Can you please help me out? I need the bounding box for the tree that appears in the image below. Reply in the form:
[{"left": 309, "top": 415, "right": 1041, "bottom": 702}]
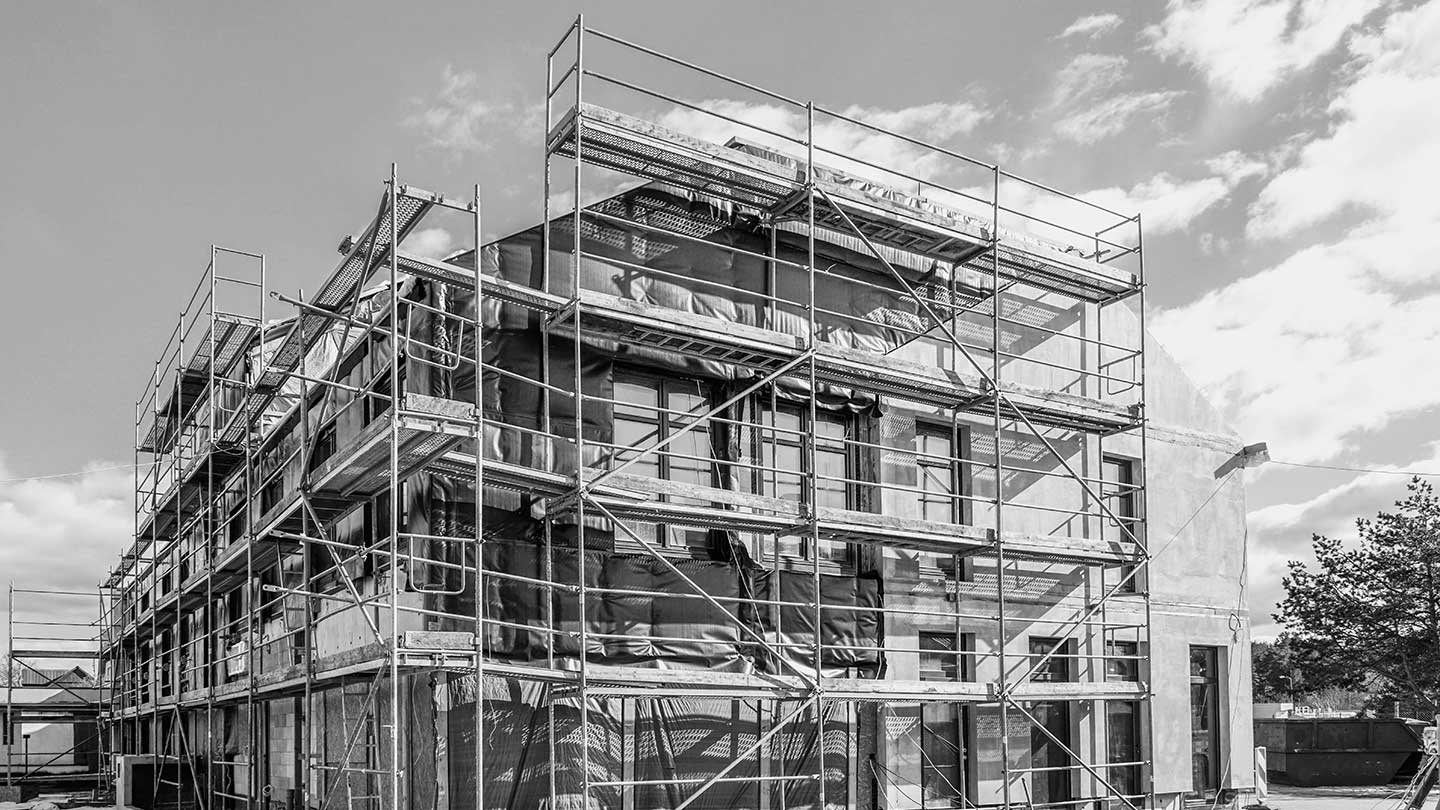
[
  {"left": 1278, "top": 477, "right": 1440, "bottom": 715},
  {"left": 1253, "top": 636, "right": 1372, "bottom": 704},
  {"left": 1253, "top": 639, "right": 1300, "bottom": 702}
]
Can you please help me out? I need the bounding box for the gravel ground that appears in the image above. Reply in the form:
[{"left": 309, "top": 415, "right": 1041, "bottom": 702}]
[{"left": 1260, "top": 784, "right": 1422, "bottom": 810}]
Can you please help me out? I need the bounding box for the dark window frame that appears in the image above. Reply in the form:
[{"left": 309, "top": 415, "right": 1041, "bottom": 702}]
[
  {"left": 1189, "top": 645, "right": 1224, "bottom": 795},
  {"left": 1105, "top": 639, "right": 1141, "bottom": 682},
  {"left": 1028, "top": 636, "right": 1077, "bottom": 683},
  {"left": 611, "top": 366, "right": 718, "bottom": 552},
  {"left": 919, "top": 631, "right": 975, "bottom": 808},
  {"left": 1102, "top": 454, "right": 1143, "bottom": 593},
  {"left": 915, "top": 419, "right": 975, "bottom": 584},
  {"left": 752, "top": 395, "right": 872, "bottom": 568},
  {"left": 1107, "top": 699, "right": 1144, "bottom": 801}
]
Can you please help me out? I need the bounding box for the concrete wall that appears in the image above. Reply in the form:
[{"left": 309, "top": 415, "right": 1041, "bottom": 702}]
[{"left": 870, "top": 298, "right": 1254, "bottom": 806}]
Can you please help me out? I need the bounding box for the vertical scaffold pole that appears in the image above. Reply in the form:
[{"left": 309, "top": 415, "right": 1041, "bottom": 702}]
[
  {"left": 472, "top": 184, "right": 486, "bottom": 810},
  {"left": 571, "top": 15, "right": 591, "bottom": 810},
  {"left": 991, "top": 165, "right": 1012, "bottom": 810},
  {"left": 387, "top": 162, "right": 404, "bottom": 810},
  {"left": 805, "top": 100, "right": 826, "bottom": 810},
  {"left": 297, "top": 285, "right": 314, "bottom": 810},
  {"left": 5, "top": 582, "right": 13, "bottom": 791},
  {"left": 244, "top": 346, "right": 257, "bottom": 810},
  {"left": 207, "top": 244, "right": 218, "bottom": 810},
  {"left": 541, "top": 24, "right": 559, "bottom": 810},
  {"left": 1136, "top": 212, "right": 1155, "bottom": 810}
]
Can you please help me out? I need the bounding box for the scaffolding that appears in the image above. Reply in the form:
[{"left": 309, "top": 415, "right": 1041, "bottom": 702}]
[
  {"left": 4, "top": 585, "right": 107, "bottom": 800},
  {"left": 99, "top": 16, "right": 1155, "bottom": 810}
]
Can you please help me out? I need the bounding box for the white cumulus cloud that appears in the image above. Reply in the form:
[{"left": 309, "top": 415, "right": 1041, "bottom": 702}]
[
  {"left": 1149, "top": 0, "right": 1389, "bottom": 101},
  {"left": 400, "top": 227, "right": 455, "bottom": 260},
  {"left": 1249, "top": 1, "right": 1440, "bottom": 238},
  {"left": 1154, "top": 1, "right": 1440, "bottom": 466},
  {"left": 1056, "top": 89, "right": 1188, "bottom": 144},
  {"left": 1057, "top": 13, "right": 1125, "bottom": 40},
  {"left": 0, "top": 456, "right": 133, "bottom": 651},
  {"left": 403, "top": 66, "right": 543, "bottom": 155}
]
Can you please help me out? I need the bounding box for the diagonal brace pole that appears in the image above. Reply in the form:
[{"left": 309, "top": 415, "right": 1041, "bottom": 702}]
[
  {"left": 674, "top": 694, "right": 821, "bottom": 810},
  {"left": 300, "top": 496, "right": 385, "bottom": 647},
  {"left": 1023, "top": 473, "right": 1233, "bottom": 688},
  {"left": 812, "top": 184, "right": 1136, "bottom": 536},
  {"left": 318, "top": 671, "right": 384, "bottom": 810},
  {"left": 586, "top": 497, "right": 819, "bottom": 690},
  {"left": 1005, "top": 695, "right": 1142, "bottom": 810}
]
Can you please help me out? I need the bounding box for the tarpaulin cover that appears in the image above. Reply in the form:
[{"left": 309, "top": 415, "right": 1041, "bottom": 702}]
[
  {"left": 443, "top": 184, "right": 976, "bottom": 409},
  {"left": 431, "top": 674, "right": 852, "bottom": 810},
  {"left": 417, "top": 539, "right": 882, "bottom": 676}
]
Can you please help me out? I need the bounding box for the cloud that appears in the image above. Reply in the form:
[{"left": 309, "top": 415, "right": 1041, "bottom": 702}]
[
  {"left": 1153, "top": 1, "right": 1440, "bottom": 465},
  {"left": 403, "top": 66, "right": 543, "bottom": 155},
  {"left": 1148, "top": 0, "right": 1389, "bottom": 101},
  {"left": 1206, "top": 149, "right": 1271, "bottom": 184},
  {"left": 1057, "top": 13, "right": 1124, "bottom": 40},
  {"left": 1044, "top": 54, "right": 1186, "bottom": 144},
  {"left": 1055, "top": 89, "right": 1187, "bottom": 143},
  {"left": 1060, "top": 150, "right": 1264, "bottom": 235},
  {"left": 1089, "top": 171, "right": 1229, "bottom": 231},
  {"left": 1248, "top": 1, "right": 1440, "bottom": 238},
  {"left": 1152, "top": 222, "right": 1440, "bottom": 463},
  {"left": 400, "top": 227, "right": 455, "bottom": 259},
  {"left": 403, "top": 66, "right": 500, "bottom": 153},
  {"left": 1052, "top": 54, "right": 1131, "bottom": 104},
  {"left": 0, "top": 456, "right": 133, "bottom": 654},
  {"left": 1244, "top": 443, "right": 1440, "bottom": 637}
]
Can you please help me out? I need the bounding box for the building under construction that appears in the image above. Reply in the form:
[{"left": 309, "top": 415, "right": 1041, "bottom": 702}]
[{"left": 97, "top": 18, "right": 1255, "bottom": 810}]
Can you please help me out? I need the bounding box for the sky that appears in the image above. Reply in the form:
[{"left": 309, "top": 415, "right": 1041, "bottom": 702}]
[{"left": 2, "top": 0, "right": 1438, "bottom": 640}]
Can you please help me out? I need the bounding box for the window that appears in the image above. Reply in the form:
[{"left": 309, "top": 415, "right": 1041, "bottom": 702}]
[
  {"left": 915, "top": 421, "right": 973, "bottom": 585},
  {"left": 920, "top": 632, "right": 973, "bottom": 807},
  {"left": 915, "top": 422, "right": 969, "bottom": 525},
  {"left": 1028, "top": 638, "right": 1075, "bottom": 806},
  {"left": 919, "top": 631, "right": 973, "bottom": 682},
  {"left": 1105, "top": 637, "right": 1144, "bottom": 803},
  {"left": 1107, "top": 700, "right": 1143, "bottom": 802},
  {"left": 612, "top": 370, "right": 714, "bottom": 550},
  {"left": 1106, "top": 640, "right": 1140, "bottom": 682},
  {"left": 1028, "top": 636, "right": 1074, "bottom": 683},
  {"left": 762, "top": 408, "right": 847, "bottom": 511},
  {"left": 2, "top": 716, "right": 12, "bottom": 747},
  {"left": 757, "top": 403, "right": 860, "bottom": 564},
  {"left": 1102, "top": 456, "right": 1142, "bottom": 593},
  {"left": 1189, "top": 646, "right": 1223, "bottom": 794}
]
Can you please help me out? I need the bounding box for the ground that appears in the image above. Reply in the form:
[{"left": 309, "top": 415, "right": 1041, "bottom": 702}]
[{"left": 1259, "top": 784, "right": 1425, "bottom": 810}]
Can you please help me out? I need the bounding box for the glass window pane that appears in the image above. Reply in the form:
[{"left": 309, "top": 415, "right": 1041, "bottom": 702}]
[
  {"left": 921, "top": 702, "right": 964, "bottom": 807},
  {"left": 1029, "top": 637, "right": 1072, "bottom": 683},
  {"left": 1106, "top": 701, "right": 1141, "bottom": 798},
  {"left": 1106, "top": 640, "right": 1140, "bottom": 682},
  {"left": 919, "top": 633, "right": 958, "bottom": 682},
  {"left": 814, "top": 415, "right": 847, "bottom": 510},
  {"left": 613, "top": 378, "right": 661, "bottom": 477}
]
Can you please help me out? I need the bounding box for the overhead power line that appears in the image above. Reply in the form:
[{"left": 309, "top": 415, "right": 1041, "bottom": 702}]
[
  {"left": 0, "top": 460, "right": 159, "bottom": 485},
  {"left": 1269, "top": 459, "right": 1440, "bottom": 478}
]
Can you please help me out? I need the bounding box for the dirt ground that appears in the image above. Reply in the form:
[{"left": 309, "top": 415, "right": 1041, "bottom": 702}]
[{"left": 1259, "top": 784, "right": 1423, "bottom": 810}]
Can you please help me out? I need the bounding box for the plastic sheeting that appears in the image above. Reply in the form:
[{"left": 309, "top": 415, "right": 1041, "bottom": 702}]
[
  {"left": 429, "top": 673, "right": 852, "bottom": 810},
  {"left": 415, "top": 538, "right": 883, "bottom": 676},
  {"left": 457, "top": 184, "right": 970, "bottom": 409}
]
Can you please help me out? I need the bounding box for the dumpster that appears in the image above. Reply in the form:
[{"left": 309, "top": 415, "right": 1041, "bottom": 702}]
[{"left": 1253, "top": 717, "right": 1426, "bottom": 786}]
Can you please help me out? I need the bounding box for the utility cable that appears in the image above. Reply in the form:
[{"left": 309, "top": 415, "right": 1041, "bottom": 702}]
[
  {"left": 0, "top": 459, "right": 160, "bottom": 484},
  {"left": 1268, "top": 460, "right": 1440, "bottom": 478}
]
